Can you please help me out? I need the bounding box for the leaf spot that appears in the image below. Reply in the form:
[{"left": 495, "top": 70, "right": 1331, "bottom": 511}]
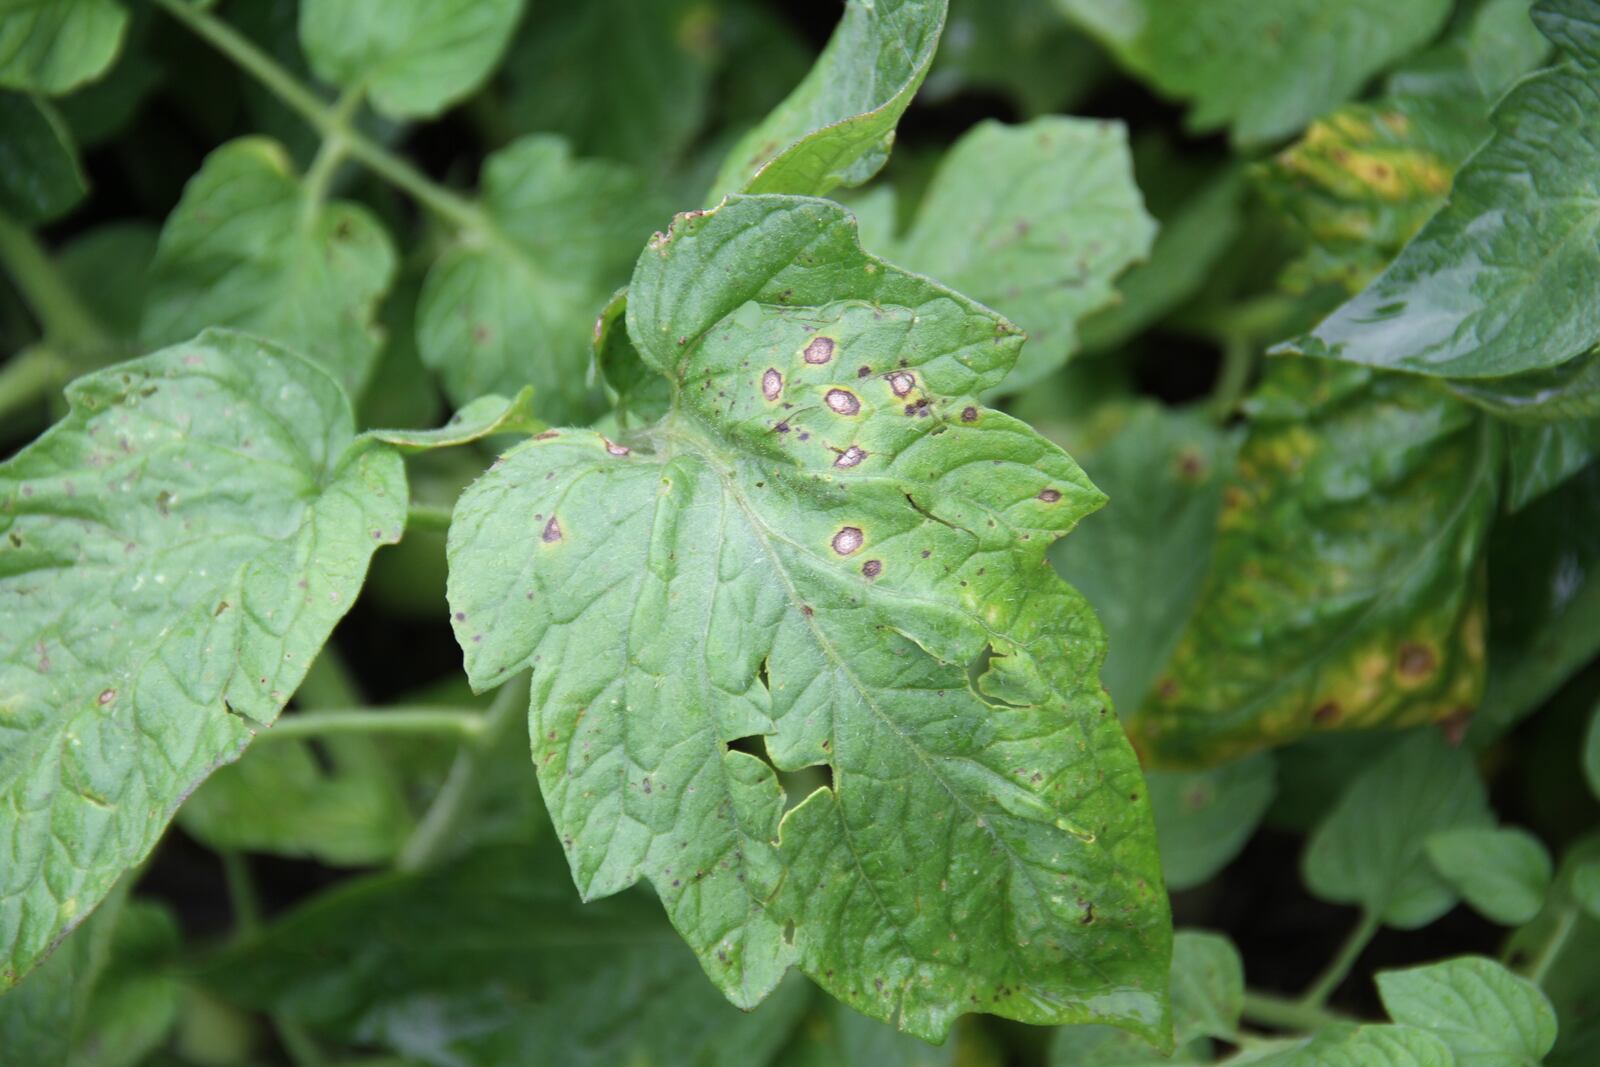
[
  {"left": 834, "top": 445, "right": 867, "bottom": 469},
  {"left": 1397, "top": 642, "right": 1436, "bottom": 680},
  {"left": 542, "top": 517, "right": 563, "bottom": 543},
  {"left": 1038, "top": 488, "right": 1062, "bottom": 503},
  {"left": 804, "top": 337, "right": 836, "bottom": 364},
  {"left": 825, "top": 389, "right": 861, "bottom": 415},
  {"left": 886, "top": 371, "right": 915, "bottom": 397},
  {"left": 831, "top": 526, "right": 864, "bottom": 555},
  {"left": 862, "top": 559, "right": 882, "bottom": 578},
  {"left": 762, "top": 367, "right": 783, "bottom": 401}
]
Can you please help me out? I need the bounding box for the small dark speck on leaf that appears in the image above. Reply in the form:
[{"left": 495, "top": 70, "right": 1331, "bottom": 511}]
[
  {"left": 542, "top": 517, "right": 563, "bottom": 543},
  {"left": 1038, "top": 488, "right": 1062, "bottom": 503},
  {"left": 961, "top": 406, "right": 979, "bottom": 422},
  {"left": 857, "top": 365, "right": 871, "bottom": 378},
  {"left": 1398, "top": 642, "right": 1436, "bottom": 679},
  {"left": 862, "top": 559, "right": 882, "bottom": 578},
  {"left": 98, "top": 688, "right": 116, "bottom": 706},
  {"left": 762, "top": 367, "right": 783, "bottom": 401}
]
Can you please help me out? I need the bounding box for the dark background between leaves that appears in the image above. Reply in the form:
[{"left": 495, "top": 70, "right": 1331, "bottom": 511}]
[{"left": 3, "top": 1, "right": 1596, "bottom": 1063}]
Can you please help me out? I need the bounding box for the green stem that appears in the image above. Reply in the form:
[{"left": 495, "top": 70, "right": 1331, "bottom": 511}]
[
  {"left": 1524, "top": 905, "right": 1579, "bottom": 987},
  {"left": 1299, "top": 910, "right": 1382, "bottom": 1008},
  {"left": 406, "top": 502, "right": 454, "bottom": 534},
  {"left": 397, "top": 673, "right": 529, "bottom": 872},
  {"left": 152, "top": 0, "right": 488, "bottom": 235},
  {"left": 0, "top": 347, "right": 67, "bottom": 423},
  {"left": 302, "top": 88, "right": 363, "bottom": 221},
  {"left": 0, "top": 213, "right": 109, "bottom": 354},
  {"left": 1242, "top": 990, "right": 1352, "bottom": 1033},
  {"left": 257, "top": 707, "right": 485, "bottom": 744}
]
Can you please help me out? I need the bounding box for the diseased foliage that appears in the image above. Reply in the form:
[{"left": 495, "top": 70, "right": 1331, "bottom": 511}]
[{"left": 1, "top": 0, "right": 1598, "bottom": 1063}]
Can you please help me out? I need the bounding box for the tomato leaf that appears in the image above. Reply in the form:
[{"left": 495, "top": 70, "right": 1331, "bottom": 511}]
[
  {"left": 1425, "top": 827, "right": 1554, "bottom": 926},
  {"left": 201, "top": 844, "right": 814, "bottom": 1067},
  {"left": 1130, "top": 360, "right": 1496, "bottom": 765},
  {"left": 446, "top": 194, "right": 1170, "bottom": 1041},
  {"left": 414, "top": 135, "right": 664, "bottom": 423},
  {"left": 298, "top": 0, "right": 524, "bottom": 120},
  {"left": 1377, "top": 955, "right": 1558, "bottom": 1067},
  {"left": 1303, "top": 731, "right": 1492, "bottom": 928},
  {"left": 709, "top": 0, "right": 947, "bottom": 200},
  {"left": 1146, "top": 755, "right": 1276, "bottom": 892},
  {"left": 1283, "top": 10, "right": 1600, "bottom": 378},
  {"left": 0, "top": 329, "right": 406, "bottom": 989},
  {"left": 141, "top": 138, "right": 398, "bottom": 398},
  {"left": 0, "top": 91, "right": 86, "bottom": 224},
  {"left": 888, "top": 117, "right": 1155, "bottom": 391},
  {"left": 0, "top": 0, "right": 128, "bottom": 95},
  {"left": 1058, "top": 0, "right": 1452, "bottom": 146}
]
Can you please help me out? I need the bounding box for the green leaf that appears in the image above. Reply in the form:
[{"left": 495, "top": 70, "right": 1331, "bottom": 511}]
[
  {"left": 1283, "top": 22, "right": 1600, "bottom": 378},
  {"left": 365, "top": 388, "right": 541, "bottom": 452},
  {"left": 927, "top": 0, "right": 1108, "bottom": 119},
  {"left": 1472, "top": 463, "right": 1600, "bottom": 741},
  {"left": 0, "top": 91, "right": 85, "bottom": 223},
  {"left": 887, "top": 116, "right": 1156, "bottom": 391},
  {"left": 1572, "top": 859, "right": 1600, "bottom": 920},
  {"left": 1425, "top": 828, "right": 1554, "bottom": 926},
  {"left": 299, "top": 0, "right": 524, "bottom": 120},
  {"left": 709, "top": 0, "right": 947, "bottom": 200},
  {"left": 0, "top": 883, "right": 124, "bottom": 1065},
  {"left": 1506, "top": 836, "right": 1600, "bottom": 1066},
  {"left": 1536, "top": 0, "right": 1600, "bottom": 63},
  {"left": 1168, "top": 930, "right": 1244, "bottom": 1045},
  {"left": 499, "top": 0, "right": 718, "bottom": 171},
  {"left": 1448, "top": 351, "right": 1600, "bottom": 425},
  {"left": 1303, "top": 731, "right": 1493, "bottom": 927},
  {"left": 1057, "top": 0, "right": 1453, "bottom": 146},
  {"left": 141, "top": 137, "right": 399, "bottom": 398},
  {"left": 1502, "top": 417, "right": 1600, "bottom": 511},
  {"left": 201, "top": 844, "right": 812, "bottom": 1067},
  {"left": 1050, "top": 402, "right": 1233, "bottom": 712},
  {"left": 1129, "top": 360, "right": 1496, "bottom": 765},
  {"left": 1079, "top": 167, "right": 1244, "bottom": 354},
  {"left": 1378, "top": 955, "right": 1557, "bottom": 1067},
  {"left": 0, "top": 329, "right": 406, "bottom": 989},
  {"left": 0, "top": 0, "right": 127, "bottom": 94},
  {"left": 446, "top": 195, "right": 1170, "bottom": 1041},
  {"left": 1240, "top": 1023, "right": 1457, "bottom": 1067},
  {"left": 71, "top": 900, "right": 181, "bottom": 1067},
  {"left": 1147, "top": 755, "right": 1277, "bottom": 891},
  {"left": 776, "top": 999, "right": 984, "bottom": 1067},
  {"left": 415, "top": 135, "right": 663, "bottom": 423},
  {"left": 176, "top": 735, "right": 414, "bottom": 866},
  {"left": 56, "top": 223, "right": 156, "bottom": 342}
]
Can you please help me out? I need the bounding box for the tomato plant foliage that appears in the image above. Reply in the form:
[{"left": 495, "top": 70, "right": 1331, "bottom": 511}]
[{"left": 0, "top": 0, "right": 1598, "bottom": 1064}]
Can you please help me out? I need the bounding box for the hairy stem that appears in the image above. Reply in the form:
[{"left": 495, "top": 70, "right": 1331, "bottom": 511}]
[
  {"left": 1241, "top": 990, "right": 1353, "bottom": 1033},
  {"left": 257, "top": 707, "right": 486, "bottom": 744},
  {"left": 302, "top": 88, "right": 364, "bottom": 221},
  {"left": 0, "top": 213, "right": 110, "bottom": 354},
  {"left": 151, "top": 0, "right": 487, "bottom": 234},
  {"left": 1211, "top": 332, "right": 1255, "bottom": 423},
  {"left": 1299, "top": 910, "right": 1381, "bottom": 1008},
  {"left": 1524, "top": 904, "right": 1579, "bottom": 987},
  {"left": 397, "top": 673, "right": 530, "bottom": 872}
]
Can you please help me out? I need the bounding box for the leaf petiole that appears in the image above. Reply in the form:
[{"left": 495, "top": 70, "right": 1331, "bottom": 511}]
[
  {"left": 1240, "top": 990, "right": 1354, "bottom": 1033},
  {"left": 1298, "top": 909, "right": 1382, "bottom": 1008},
  {"left": 0, "top": 213, "right": 111, "bottom": 356},
  {"left": 255, "top": 707, "right": 488, "bottom": 745}
]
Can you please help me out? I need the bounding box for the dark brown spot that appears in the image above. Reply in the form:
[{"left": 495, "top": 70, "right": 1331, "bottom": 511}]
[
  {"left": 831, "top": 526, "right": 864, "bottom": 555},
  {"left": 1176, "top": 449, "right": 1204, "bottom": 480},
  {"left": 825, "top": 389, "right": 860, "bottom": 415},
  {"left": 886, "top": 371, "right": 915, "bottom": 397},
  {"left": 535, "top": 430, "right": 560, "bottom": 441},
  {"left": 1156, "top": 678, "right": 1178, "bottom": 700},
  {"left": 835, "top": 445, "right": 867, "bottom": 469},
  {"left": 1313, "top": 701, "right": 1340, "bottom": 725},
  {"left": 1397, "top": 643, "right": 1436, "bottom": 680},
  {"left": 97, "top": 688, "right": 116, "bottom": 706},
  {"left": 862, "top": 559, "right": 882, "bottom": 578},
  {"left": 762, "top": 368, "right": 783, "bottom": 401},
  {"left": 961, "top": 406, "right": 979, "bottom": 422},
  {"left": 857, "top": 365, "right": 871, "bottom": 378},
  {"left": 542, "top": 517, "right": 563, "bottom": 543},
  {"left": 804, "top": 337, "right": 835, "bottom": 364},
  {"left": 1440, "top": 707, "right": 1473, "bottom": 746},
  {"left": 1038, "top": 488, "right": 1062, "bottom": 503}
]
